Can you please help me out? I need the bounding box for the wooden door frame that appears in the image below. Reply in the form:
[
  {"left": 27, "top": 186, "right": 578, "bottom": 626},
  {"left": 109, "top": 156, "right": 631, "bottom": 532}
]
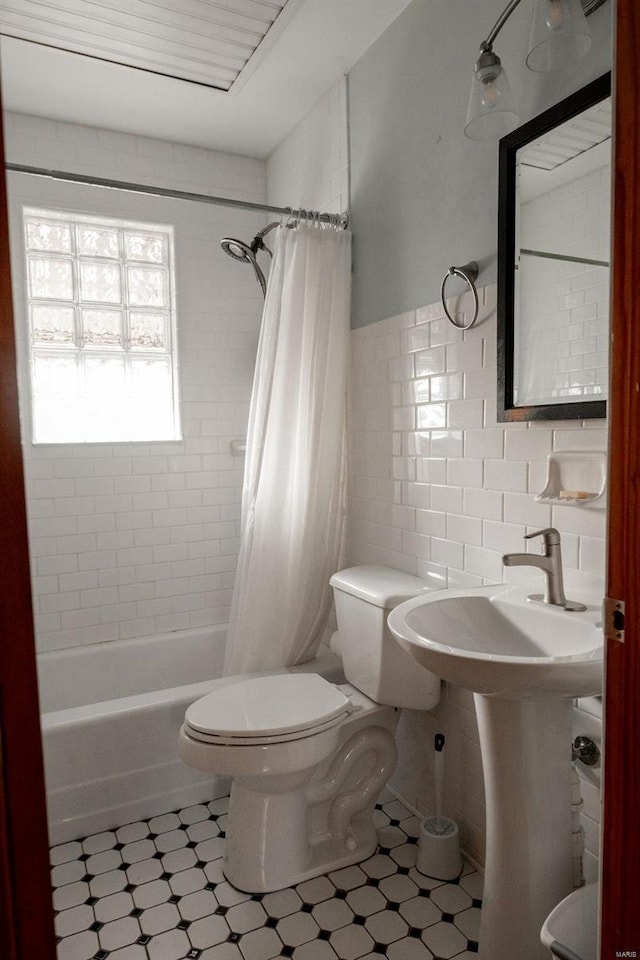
[
  {"left": 0, "top": 3, "right": 638, "bottom": 957},
  {"left": 600, "top": 0, "right": 640, "bottom": 953},
  {"left": 0, "top": 88, "right": 57, "bottom": 959}
]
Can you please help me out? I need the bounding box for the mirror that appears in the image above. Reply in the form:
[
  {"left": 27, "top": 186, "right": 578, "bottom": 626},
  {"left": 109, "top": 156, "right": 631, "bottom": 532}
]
[{"left": 497, "top": 73, "right": 611, "bottom": 421}]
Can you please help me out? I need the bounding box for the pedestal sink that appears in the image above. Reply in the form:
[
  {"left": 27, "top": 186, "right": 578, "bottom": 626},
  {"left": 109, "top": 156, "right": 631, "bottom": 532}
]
[{"left": 387, "top": 583, "right": 603, "bottom": 960}]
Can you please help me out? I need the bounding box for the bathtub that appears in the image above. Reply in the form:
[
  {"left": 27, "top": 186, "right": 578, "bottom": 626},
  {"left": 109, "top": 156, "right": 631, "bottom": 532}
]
[{"left": 38, "top": 626, "right": 343, "bottom": 845}]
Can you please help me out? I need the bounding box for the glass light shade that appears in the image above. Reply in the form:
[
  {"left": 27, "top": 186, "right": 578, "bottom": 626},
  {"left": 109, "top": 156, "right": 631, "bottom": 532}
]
[
  {"left": 464, "top": 61, "right": 519, "bottom": 141},
  {"left": 526, "top": 0, "right": 591, "bottom": 72}
]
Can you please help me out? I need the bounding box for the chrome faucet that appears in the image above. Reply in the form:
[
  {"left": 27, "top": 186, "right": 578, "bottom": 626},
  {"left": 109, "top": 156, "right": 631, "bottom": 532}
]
[{"left": 502, "top": 527, "right": 587, "bottom": 612}]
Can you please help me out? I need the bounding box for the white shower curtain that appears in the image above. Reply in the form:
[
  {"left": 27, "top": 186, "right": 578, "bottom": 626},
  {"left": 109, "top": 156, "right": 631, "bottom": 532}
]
[{"left": 223, "top": 222, "right": 352, "bottom": 675}]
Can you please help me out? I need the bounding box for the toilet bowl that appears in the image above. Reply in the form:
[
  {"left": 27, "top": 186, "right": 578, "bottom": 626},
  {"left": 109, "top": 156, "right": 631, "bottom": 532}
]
[
  {"left": 540, "top": 882, "right": 598, "bottom": 960},
  {"left": 178, "top": 565, "right": 440, "bottom": 893},
  {"left": 180, "top": 674, "right": 399, "bottom": 892}
]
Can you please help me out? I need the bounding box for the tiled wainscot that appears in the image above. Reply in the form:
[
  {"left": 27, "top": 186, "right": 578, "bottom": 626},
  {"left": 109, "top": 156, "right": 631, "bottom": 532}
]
[{"left": 343, "top": 282, "right": 605, "bottom": 878}]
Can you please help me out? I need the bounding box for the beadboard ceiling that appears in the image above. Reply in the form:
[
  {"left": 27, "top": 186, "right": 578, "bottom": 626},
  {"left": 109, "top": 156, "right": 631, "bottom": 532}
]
[
  {"left": 0, "top": 0, "right": 291, "bottom": 92},
  {"left": 0, "top": 0, "right": 413, "bottom": 157}
]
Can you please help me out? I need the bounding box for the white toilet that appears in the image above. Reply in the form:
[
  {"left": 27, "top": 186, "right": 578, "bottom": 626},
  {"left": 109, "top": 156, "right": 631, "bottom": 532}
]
[{"left": 178, "top": 565, "right": 440, "bottom": 893}]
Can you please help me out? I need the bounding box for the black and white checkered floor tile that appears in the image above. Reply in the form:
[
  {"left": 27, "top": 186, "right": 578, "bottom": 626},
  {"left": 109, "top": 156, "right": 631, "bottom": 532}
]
[{"left": 50, "top": 794, "right": 482, "bottom": 960}]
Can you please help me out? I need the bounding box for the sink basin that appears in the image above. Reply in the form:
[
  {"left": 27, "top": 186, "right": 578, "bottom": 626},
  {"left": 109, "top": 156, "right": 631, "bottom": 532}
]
[{"left": 387, "top": 583, "right": 603, "bottom": 699}]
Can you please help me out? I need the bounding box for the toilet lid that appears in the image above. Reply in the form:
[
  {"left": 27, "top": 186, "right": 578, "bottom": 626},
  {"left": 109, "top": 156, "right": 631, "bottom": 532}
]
[{"left": 184, "top": 673, "right": 353, "bottom": 742}]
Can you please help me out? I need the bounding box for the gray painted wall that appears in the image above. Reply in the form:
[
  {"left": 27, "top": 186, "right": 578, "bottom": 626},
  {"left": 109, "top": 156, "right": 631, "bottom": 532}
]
[{"left": 348, "top": 0, "right": 612, "bottom": 328}]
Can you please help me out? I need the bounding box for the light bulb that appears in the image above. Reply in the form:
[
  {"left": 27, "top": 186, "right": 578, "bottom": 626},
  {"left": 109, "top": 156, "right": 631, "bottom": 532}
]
[
  {"left": 546, "top": 0, "right": 564, "bottom": 31},
  {"left": 481, "top": 79, "right": 500, "bottom": 109}
]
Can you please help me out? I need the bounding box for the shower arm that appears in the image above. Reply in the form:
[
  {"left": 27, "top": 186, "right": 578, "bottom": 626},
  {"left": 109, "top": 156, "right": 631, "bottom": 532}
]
[
  {"left": 250, "top": 220, "right": 280, "bottom": 257},
  {"left": 250, "top": 215, "right": 318, "bottom": 257},
  {"left": 224, "top": 214, "right": 329, "bottom": 298}
]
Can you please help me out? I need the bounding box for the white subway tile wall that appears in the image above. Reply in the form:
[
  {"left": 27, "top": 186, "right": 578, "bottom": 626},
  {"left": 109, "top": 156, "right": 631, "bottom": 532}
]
[
  {"left": 6, "top": 78, "right": 350, "bottom": 657},
  {"left": 5, "top": 112, "right": 267, "bottom": 652},
  {"left": 344, "top": 283, "right": 607, "bottom": 866},
  {"left": 266, "top": 78, "right": 349, "bottom": 215}
]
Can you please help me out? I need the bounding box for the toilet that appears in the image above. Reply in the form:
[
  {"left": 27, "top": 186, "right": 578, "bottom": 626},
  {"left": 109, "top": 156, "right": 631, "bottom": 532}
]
[
  {"left": 178, "top": 565, "right": 440, "bottom": 893},
  {"left": 540, "top": 883, "right": 598, "bottom": 960}
]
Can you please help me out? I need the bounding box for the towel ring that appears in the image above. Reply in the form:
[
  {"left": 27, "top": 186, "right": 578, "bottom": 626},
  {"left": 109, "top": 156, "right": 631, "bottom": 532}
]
[{"left": 440, "top": 261, "right": 479, "bottom": 330}]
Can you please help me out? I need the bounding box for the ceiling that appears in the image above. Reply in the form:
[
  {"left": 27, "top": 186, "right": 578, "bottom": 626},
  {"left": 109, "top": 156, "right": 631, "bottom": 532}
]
[
  {"left": 0, "top": 0, "right": 292, "bottom": 92},
  {"left": 0, "top": 0, "right": 413, "bottom": 158}
]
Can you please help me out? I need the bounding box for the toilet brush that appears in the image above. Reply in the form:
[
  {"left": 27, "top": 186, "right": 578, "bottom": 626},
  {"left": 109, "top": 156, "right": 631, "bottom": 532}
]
[{"left": 416, "top": 733, "right": 463, "bottom": 879}]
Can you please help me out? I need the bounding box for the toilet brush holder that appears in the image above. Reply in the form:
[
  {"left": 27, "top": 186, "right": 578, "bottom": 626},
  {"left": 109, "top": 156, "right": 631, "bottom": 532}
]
[{"left": 416, "top": 816, "right": 462, "bottom": 881}]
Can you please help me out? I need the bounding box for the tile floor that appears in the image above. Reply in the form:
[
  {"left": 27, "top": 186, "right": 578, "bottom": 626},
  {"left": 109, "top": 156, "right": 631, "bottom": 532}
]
[{"left": 50, "top": 794, "right": 482, "bottom": 960}]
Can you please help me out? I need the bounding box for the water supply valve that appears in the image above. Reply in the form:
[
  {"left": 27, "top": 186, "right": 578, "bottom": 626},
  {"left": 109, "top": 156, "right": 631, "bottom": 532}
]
[{"left": 572, "top": 734, "right": 600, "bottom": 767}]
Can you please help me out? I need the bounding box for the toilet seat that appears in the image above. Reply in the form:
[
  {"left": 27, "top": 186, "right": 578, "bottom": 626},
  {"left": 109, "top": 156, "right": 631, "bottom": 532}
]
[{"left": 184, "top": 673, "right": 354, "bottom": 746}]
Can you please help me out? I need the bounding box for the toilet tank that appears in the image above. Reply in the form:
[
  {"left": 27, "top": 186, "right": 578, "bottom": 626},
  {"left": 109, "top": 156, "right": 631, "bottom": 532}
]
[{"left": 329, "top": 565, "right": 441, "bottom": 711}]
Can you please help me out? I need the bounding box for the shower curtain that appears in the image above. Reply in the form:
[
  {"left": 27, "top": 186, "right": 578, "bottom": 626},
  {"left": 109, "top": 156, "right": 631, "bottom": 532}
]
[{"left": 223, "top": 221, "right": 352, "bottom": 674}]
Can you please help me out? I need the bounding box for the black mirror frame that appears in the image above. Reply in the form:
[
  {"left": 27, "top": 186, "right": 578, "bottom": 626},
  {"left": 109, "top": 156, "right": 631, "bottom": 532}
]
[{"left": 497, "top": 72, "right": 611, "bottom": 422}]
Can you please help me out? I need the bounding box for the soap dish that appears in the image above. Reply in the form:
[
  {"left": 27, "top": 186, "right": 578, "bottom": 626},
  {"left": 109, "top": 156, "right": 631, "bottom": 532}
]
[{"left": 535, "top": 451, "right": 606, "bottom": 507}]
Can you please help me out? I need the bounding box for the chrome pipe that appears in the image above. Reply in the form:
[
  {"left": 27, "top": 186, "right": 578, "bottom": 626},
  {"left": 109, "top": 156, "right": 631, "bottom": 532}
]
[{"left": 485, "top": 0, "right": 525, "bottom": 49}]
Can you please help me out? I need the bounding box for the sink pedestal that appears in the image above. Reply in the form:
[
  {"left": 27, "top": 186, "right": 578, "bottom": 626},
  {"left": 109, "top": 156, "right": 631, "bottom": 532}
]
[{"left": 475, "top": 695, "right": 574, "bottom": 960}]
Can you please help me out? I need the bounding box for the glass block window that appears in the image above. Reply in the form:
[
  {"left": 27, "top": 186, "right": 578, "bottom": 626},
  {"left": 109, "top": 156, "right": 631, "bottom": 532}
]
[{"left": 23, "top": 208, "right": 180, "bottom": 443}]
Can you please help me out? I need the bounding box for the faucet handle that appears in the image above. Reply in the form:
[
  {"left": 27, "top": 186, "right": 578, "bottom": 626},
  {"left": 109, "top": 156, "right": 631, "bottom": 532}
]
[{"left": 524, "top": 527, "right": 561, "bottom": 546}]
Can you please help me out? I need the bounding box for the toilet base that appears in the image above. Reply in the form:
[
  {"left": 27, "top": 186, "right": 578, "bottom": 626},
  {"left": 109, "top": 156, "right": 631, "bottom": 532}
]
[
  {"left": 222, "top": 716, "right": 398, "bottom": 893},
  {"left": 224, "top": 781, "right": 379, "bottom": 892}
]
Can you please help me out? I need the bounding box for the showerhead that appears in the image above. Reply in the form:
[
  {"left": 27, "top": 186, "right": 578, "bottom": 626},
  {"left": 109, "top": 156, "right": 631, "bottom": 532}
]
[
  {"left": 220, "top": 235, "right": 267, "bottom": 296},
  {"left": 220, "top": 237, "right": 254, "bottom": 263},
  {"left": 220, "top": 222, "right": 280, "bottom": 296}
]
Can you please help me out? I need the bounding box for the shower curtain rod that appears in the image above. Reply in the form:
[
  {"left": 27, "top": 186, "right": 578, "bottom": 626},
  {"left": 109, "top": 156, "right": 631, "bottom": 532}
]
[{"left": 4, "top": 162, "right": 349, "bottom": 228}]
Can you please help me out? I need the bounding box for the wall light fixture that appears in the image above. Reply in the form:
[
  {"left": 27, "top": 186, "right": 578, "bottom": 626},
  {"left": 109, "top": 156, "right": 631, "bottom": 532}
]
[{"left": 465, "top": 0, "right": 608, "bottom": 140}]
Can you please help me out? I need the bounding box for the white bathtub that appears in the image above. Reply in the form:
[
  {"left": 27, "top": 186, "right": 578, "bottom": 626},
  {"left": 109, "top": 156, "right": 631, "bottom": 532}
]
[{"left": 38, "top": 627, "right": 343, "bottom": 845}]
